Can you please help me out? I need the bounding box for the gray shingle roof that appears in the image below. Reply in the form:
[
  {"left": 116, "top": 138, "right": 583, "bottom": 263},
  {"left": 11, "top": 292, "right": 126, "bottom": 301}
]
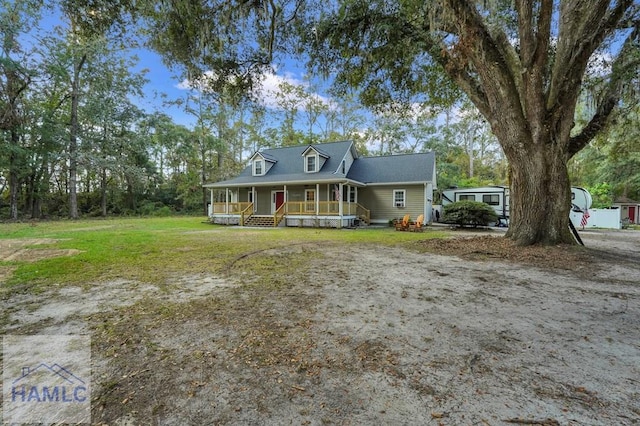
[
  {"left": 205, "top": 142, "right": 435, "bottom": 188},
  {"left": 206, "top": 141, "right": 355, "bottom": 187},
  {"left": 346, "top": 152, "right": 436, "bottom": 183}
]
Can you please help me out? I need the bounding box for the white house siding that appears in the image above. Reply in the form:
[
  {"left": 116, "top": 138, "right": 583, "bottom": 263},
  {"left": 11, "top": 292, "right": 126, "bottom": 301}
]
[{"left": 359, "top": 185, "right": 426, "bottom": 223}]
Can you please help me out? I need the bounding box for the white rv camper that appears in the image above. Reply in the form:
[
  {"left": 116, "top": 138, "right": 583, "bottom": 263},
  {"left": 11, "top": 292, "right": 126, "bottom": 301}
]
[
  {"left": 441, "top": 185, "right": 592, "bottom": 220},
  {"left": 441, "top": 186, "right": 510, "bottom": 219}
]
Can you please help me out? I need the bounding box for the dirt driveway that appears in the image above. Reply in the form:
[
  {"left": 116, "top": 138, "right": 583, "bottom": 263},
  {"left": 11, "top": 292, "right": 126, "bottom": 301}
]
[{"left": 2, "top": 229, "right": 639, "bottom": 425}]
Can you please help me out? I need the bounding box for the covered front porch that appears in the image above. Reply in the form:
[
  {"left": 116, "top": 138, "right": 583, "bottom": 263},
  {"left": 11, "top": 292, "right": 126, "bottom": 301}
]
[{"left": 207, "top": 182, "right": 370, "bottom": 228}]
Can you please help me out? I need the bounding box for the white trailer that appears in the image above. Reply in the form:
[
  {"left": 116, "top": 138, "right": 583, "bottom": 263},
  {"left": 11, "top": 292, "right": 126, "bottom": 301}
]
[
  {"left": 441, "top": 186, "right": 510, "bottom": 219},
  {"left": 441, "top": 185, "right": 592, "bottom": 219}
]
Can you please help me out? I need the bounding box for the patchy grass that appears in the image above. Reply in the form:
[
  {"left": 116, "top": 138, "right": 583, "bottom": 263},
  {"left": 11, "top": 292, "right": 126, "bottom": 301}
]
[{"left": 0, "top": 217, "right": 446, "bottom": 293}]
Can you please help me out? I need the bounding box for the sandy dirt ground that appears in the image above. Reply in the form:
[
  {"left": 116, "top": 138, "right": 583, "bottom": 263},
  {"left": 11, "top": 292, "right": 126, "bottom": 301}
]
[{"left": 1, "top": 229, "right": 639, "bottom": 425}]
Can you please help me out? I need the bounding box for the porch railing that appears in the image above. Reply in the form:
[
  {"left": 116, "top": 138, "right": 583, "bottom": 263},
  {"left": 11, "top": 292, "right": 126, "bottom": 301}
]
[
  {"left": 356, "top": 203, "right": 370, "bottom": 224},
  {"left": 212, "top": 202, "right": 252, "bottom": 214},
  {"left": 212, "top": 200, "right": 370, "bottom": 225},
  {"left": 284, "top": 201, "right": 367, "bottom": 216},
  {"left": 240, "top": 203, "right": 254, "bottom": 226},
  {"left": 274, "top": 203, "right": 286, "bottom": 226}
]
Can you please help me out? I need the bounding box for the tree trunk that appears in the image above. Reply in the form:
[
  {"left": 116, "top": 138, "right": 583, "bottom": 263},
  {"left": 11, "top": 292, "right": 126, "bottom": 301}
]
[
  {"left": 202, "top": 148, "right": 208, "bottom": 216},
  {"left": 505, "top": 141, "right": 574, "bottom": 246},
  {"left": 69, "top": 50, "right": 86, "bottom": 220},
  {"left": 9, "top": 130, "right": 20, "bottom": 221},
  {"left": 100, "top": 167, "right": 108, "bottom": 216}
]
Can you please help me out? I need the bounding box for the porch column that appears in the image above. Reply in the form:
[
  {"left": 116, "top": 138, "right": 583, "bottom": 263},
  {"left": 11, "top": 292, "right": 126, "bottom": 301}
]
[
  {"left": 347, "top": 184, "right": 351, "bottom": 214},
  {"left": 284, "top": 185, "right": 288, "bottom": 213},
  {"left": 338, "top": 183, "right": 344, "bottom": 216},
  {"left": 226, "top": 188, "right": 230, "bottom": 214},
  {"left": 316, "top": 183, "right": 320, "bottom": 214},
  {"left": 209, "top": 189, "right": 214, "bottom": 216},
  {"left": 252, "top": 186, "right": 256, "bottom": 212},
  {"left": 425, "top": 182, "right": 433, "bottom": 223}
]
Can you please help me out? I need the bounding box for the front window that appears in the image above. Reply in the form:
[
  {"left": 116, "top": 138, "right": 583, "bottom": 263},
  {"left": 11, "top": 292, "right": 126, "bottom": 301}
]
[
  {"left": 305, "top": 189, "right": 316, "bottom": 212},
  {"left": 254, "top": 159, "right": 264, "bottom": 176},
  {"left": 393, "top": 190, "right": 406, "bottom": 208},
  {"left": 306, "top": 155, "right": 317, "bottom": 173},
  {"left": 349, "top": 187, "right": 357, "bottom": 203},
  {"left": 459, "top": 194, "right": 475, "bottom": 201}
]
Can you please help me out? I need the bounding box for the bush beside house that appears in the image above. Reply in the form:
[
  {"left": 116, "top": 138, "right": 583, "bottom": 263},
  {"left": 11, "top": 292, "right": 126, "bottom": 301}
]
[{"left": 443, "top": 201, "right": 499, "bottom": 228}]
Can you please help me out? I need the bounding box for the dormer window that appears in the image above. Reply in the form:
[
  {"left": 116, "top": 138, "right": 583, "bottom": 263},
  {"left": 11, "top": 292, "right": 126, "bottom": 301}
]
[
  {"left": 254, "top": 159, "right": 264, "bottom": 176},
  {"left": 302, "top": 145, "right": 328, "bottom": 173},
  {"left": 306, "top": 155, "right": 317, "bottom": 173}
]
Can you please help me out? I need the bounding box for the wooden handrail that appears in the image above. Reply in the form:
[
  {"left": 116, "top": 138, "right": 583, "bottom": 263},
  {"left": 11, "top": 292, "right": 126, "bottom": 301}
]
[
  {"left": 212, "top": 202, "right": 252, "bottom": 214},
  {"left": 356, "top": 203, "right": 370, "bottom": 224},
  {"left": 240, "top": 203, "right": 254, "bottom": 226},
  {"left": 274, "top": 202, "right": 286, "bottom": 226}
]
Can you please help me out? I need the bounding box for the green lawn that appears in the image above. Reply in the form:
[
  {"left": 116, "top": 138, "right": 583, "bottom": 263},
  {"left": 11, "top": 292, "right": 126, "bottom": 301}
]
[{"left": 0, "top": 217, "right": 446, "bottom": 291}]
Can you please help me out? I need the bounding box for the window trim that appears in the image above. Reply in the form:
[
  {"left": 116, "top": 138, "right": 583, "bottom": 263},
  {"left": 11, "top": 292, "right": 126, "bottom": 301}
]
[
  {"left": 349, "top": 186, "right": 357, "bottom": 203},
  {"left": 305, "top": 154, "right": 318, "bottom": 173},
  {"left": 253, "top": 159, "right": 264, "bottom": 176},
  {"left": 305, "top": 189, "right": 316, "bottom": 212},
  {"left": 393, "top": 189, "right": 406, "bottom": 208}
]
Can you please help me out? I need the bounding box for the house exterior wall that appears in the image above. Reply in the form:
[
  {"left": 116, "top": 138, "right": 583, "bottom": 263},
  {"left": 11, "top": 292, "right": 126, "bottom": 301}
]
[
  {"left": 255, "top": 188, "right": 272, "bottom": 214},
  {"left": 359, "top": 185, "right": 426, "bottom": 223},
  {"left": 343, "top": 149, "right": 356, "bottom": 173},
  {"left": 241, "top": 186, "right": 337, "bottom": 215}
]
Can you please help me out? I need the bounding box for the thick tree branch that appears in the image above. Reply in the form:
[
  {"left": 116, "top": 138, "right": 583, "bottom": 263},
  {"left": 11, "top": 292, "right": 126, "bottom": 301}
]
[
  {"left": 549, "top": 0, "right": 633, "bottom": 111},
  {"left": 443, "top": 0, "right": 527, "bottom": 140},
  {"left": 516, "top": 0, "right": 553, "bottom": 140},
  {"left": 568, "top": 20, "right": 640, "bottom": 157}
]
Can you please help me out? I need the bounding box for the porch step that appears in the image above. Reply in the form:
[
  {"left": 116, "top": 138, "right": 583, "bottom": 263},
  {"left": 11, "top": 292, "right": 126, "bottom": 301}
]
[{"left": 244, "top": 215, "right": 277, "bottom": 227}]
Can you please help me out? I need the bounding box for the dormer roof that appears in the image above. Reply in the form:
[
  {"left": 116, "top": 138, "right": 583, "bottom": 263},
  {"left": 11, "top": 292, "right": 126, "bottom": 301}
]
[
  {"left": 301, "top": 145, "right": 330, "bottom": 159},
  {"left": 249, "top": 151, "right": 278, "bottom": 163}
]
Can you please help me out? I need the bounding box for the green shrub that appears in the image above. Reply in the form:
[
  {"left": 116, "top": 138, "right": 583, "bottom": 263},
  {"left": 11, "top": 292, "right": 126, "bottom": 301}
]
[{"left": 442, "top": 201, "right": 499, "bottom": 228}]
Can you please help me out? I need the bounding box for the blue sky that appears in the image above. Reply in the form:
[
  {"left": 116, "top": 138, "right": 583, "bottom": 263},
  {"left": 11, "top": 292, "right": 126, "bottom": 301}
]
[
  {"left": 125, "top": 47, "right": 320, "bottom": 129},
  {"left": 29, "top": 6, "right": 332, "bottom": 131}
]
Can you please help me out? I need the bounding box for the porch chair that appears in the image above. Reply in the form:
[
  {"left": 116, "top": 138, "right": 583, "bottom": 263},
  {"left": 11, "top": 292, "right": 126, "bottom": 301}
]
[
  {"left": 395, "top": 214, "right": 411, "bottom": 231},
  {"left": 408, "top": 214, "right": 425, "bottom": 232}
]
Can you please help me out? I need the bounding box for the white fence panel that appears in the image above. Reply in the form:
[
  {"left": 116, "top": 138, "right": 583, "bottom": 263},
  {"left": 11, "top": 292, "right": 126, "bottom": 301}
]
[{"left": 570, "top": 208, "right": 621, "bottom": 229}]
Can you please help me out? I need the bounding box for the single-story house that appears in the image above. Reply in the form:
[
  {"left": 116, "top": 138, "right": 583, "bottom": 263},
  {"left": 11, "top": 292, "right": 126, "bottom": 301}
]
[
  {"left": 612, "top": 197, "right": 640, "bottom": 225},
  {"left": 204, "top": 140, "right": 436, "bottom": 228}
]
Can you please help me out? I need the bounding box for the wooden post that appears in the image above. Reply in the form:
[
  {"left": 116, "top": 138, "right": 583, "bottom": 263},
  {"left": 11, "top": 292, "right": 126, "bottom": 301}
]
[
  {"left": 252, "top": 186, "right": 256, "bottom": 212},
  {"left": 338, "top": 183, "right": 344, "bottom": 227}
]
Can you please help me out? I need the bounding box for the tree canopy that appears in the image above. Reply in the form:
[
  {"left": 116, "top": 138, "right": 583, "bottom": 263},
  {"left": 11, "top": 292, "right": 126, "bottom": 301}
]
[
  {"left": 135, "top": 0, "right": 639, "bottom": 244},
  {"left": 1, "top": 0, "right": 638, "bottom": 238}
]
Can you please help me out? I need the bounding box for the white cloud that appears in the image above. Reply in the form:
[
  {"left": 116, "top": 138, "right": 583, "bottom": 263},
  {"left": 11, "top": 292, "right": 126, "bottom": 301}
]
[
  {"left": 176, "top": 69, "right": 332, "bottom": 111},
  {"left": 254, "top": 70, "right": 332, "bottom": 110}
]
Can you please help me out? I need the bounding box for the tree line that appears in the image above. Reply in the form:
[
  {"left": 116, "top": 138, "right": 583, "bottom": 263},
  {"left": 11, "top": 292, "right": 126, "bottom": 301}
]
[
  {"left": 0, "top": 0, "right": 506, "bottom": 220},
  {"left": 1, "top": 0, "right": 638, "bottom": 241}
]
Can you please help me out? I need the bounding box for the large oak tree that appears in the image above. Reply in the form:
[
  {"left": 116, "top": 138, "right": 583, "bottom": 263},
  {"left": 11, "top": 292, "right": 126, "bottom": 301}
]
[
  {"left": 140, "top": 0, "right": 639, "bottom": 245},
  {"left": 312, "top": 0, "right": 639, "bottom": 245}
]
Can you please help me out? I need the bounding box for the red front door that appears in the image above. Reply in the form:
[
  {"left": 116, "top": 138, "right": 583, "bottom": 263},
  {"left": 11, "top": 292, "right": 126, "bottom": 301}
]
[
  {"left": 629, "top": 206, "right": 636, "bottom": 224},
  {"left": 275, "top": 191, "right": 285, "bottom": 210}
]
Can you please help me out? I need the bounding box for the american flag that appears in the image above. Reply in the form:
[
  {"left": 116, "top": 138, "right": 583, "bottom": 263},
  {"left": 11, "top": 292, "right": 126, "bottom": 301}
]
[
  {"left": 580, "top": 209, "right": 590, "bottom": 227},
  {"left": 333, "top": 185, "right": 341, "bottom": 201}
]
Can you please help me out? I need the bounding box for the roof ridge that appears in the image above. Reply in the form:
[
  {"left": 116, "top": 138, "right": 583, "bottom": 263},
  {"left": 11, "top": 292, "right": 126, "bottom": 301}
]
[
  {"left": 263, "top": 140, "right": 351, "bottom": 150},
  {"left": 359, "top": 151, "right": 435, "bottom": 159}
]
